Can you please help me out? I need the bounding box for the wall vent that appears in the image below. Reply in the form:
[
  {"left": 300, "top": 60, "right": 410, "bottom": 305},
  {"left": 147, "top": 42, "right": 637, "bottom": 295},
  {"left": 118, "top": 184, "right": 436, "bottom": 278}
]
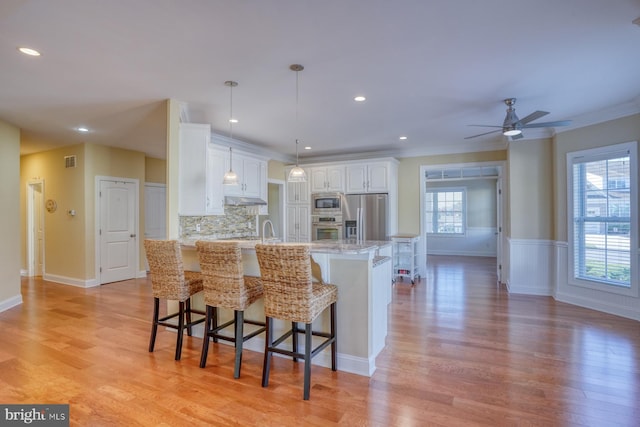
[{"left": 64, "top": 155, "right": 77, "bottom": 168}]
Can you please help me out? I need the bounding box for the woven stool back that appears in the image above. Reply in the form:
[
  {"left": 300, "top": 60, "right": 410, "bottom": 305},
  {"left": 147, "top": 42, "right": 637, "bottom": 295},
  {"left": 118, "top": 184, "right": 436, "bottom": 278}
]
[
  {"left": 255, "top": 244, "right": 317, "bottom": 323},
  {"left": 144, "top": 239, "right": 192, "bottom": 301},
  {"left": 196, "top": 241, "right": 257, "bottom": 311}
]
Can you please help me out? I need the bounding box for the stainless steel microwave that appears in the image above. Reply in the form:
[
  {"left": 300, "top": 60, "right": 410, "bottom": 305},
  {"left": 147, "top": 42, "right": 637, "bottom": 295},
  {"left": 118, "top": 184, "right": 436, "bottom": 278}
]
[{"left": 311, "top": 192, "right": 343, "bottom": 215}]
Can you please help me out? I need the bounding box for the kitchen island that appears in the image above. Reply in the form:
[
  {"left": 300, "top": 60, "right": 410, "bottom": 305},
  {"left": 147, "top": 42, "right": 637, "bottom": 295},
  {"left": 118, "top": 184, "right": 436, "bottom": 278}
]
[{"left": 180, "top": 239, "right": 393, "bottom": 377}]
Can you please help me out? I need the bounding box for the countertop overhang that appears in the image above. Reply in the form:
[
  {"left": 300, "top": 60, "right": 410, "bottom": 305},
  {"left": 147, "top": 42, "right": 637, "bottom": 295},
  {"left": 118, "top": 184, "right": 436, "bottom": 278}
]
[{"left": 180, "top": 238, "right": 392, "bottom": 255}]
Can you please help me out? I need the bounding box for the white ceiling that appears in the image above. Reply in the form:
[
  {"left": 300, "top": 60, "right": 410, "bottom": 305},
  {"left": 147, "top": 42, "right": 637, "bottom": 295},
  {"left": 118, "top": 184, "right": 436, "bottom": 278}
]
[{"left": 2, "top": 0, "right": 640, "bottom": 162}]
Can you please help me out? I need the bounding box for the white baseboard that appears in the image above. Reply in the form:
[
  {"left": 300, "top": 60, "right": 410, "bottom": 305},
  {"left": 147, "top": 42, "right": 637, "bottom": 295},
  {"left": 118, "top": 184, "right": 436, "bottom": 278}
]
[
  {"left": 43, "top": 273, "right": 100, "bottom": 288},
  {"left": 428, "top": 250, "right": 496, "bottom": 257},
  {"left": 556, "top": 292, "right": 640, "bottom": 322},
  {"left": 0, "top": 294, "right": 23, "bottom": 313},
  {"left": 20, "top": 269, "right": 28, "bottom": 276}
]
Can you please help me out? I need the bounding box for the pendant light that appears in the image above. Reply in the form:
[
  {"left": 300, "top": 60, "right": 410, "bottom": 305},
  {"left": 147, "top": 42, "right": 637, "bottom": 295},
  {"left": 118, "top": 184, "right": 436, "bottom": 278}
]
[
  {"left": 222, "top": 80, "right": 239, "bottom": 185},
  {"left": 287, "top": 64, "right": 307, "bottom": 183}
]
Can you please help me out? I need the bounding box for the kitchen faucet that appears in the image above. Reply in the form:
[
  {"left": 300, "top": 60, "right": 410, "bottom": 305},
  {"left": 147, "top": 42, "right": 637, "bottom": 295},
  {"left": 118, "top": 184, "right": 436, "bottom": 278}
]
[{"left": 262, "top": 219, "right": 275, "bottom": 243}]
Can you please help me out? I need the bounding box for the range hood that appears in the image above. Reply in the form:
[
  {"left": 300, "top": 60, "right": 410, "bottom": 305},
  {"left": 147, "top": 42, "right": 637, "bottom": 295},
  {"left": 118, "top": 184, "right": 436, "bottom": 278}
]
[{"left": 224, "top": 196, "right": 267, "bottom": 206}]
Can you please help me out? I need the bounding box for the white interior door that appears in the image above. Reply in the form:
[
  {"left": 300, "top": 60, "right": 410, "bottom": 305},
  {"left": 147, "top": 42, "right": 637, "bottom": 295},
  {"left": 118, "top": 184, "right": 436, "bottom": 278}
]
[
  {"left": 100, "top": 179, "right": 137, "bottom": 284},
  {"left": 27, "top": 181, "right": 44, "bottom": 276}
]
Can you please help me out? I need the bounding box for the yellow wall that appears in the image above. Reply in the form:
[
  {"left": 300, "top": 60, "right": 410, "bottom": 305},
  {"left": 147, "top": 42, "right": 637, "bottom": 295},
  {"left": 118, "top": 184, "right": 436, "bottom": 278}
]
[
  {"left": 166, "top": 100, "right": 180, "bottom": 239},
  {"left": 396, "top": 150, "right": 507, "bottom": 235},
  {"left": 85, "top": 144, "right": 147, "bottom": 276},
  {"left": 145, "top": 157, "right": 166, "bottom": 183},
  {"left": 21, "top": 144, "right": 87, "bottom": 279},
  {"left": 20, "top": 143, "right": 148, "bottom": 281},
  {"left": 508, "top": 138, "right": 554, "bottom": 240},
  {"left": 268, "top": 159, "right": 286, "bottom": 181},
  {"left": 0, "top": 120, "right": 21, "bottom": 305},
  {"left": 554, "top": 113, "right": 640, "bottom": 241}
]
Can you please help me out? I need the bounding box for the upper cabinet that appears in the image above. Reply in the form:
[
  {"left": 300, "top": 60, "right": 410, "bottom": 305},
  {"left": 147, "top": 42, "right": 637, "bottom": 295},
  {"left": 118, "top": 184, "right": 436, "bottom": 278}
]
[
  {"left": 345, "top": 162, "right": 391, "bottom": 193},
  {"left": 309, "top": 165, "right": 345, "bottom": 193},
  {"left": 223, "top": 152, "right": 264, "bottom": 198},
  {"left": 179, "top": 123, "right": 225, "bottom": 216},
  {"left": 286, "top": 167, "right": 310, "bottom": 204}
]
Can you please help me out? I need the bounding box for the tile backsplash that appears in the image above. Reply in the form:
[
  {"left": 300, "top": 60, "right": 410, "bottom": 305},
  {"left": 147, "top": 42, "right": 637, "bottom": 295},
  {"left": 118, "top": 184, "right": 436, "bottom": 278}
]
[{"left": 180, "top": 206, "right": 258, "bottom": 239}]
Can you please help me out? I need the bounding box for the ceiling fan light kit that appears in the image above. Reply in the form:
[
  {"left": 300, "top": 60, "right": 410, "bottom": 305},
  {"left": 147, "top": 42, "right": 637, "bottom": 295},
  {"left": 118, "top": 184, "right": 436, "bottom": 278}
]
[{"left": 465, "top": 97, "right": 571, "bottom": 140}]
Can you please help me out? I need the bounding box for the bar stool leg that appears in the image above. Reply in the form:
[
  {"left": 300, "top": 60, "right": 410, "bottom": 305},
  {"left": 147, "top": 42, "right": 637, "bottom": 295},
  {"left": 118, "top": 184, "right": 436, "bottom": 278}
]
[
  {"left": 331, "top": 302, "right": 337, "bottom": 371},
  {"left": 303, "top": 323, "right": 312, "bottom": 400},
  {"left": 262, "top": 317, "right": 273, "bottom": 387},
  {"left": 186, "top": 298, "right": 193, "bottom": 336},
  {"left": 234, "top": 310, "right": 244, "bottom": 379},
  {"left": 175, "top": 301, "right": 185, "bottom": 361},
  {"left": 212, "top": 307, "right": 219, "bottom": 343},
  {"left": 200, "top": 305, "right": 213, "bottom": 368},
  {"left": 149, "top": 297, "right": 160, "bottom": 352},
  {"left": 292, "top": 321, "right": 298, "bottom": 362}
]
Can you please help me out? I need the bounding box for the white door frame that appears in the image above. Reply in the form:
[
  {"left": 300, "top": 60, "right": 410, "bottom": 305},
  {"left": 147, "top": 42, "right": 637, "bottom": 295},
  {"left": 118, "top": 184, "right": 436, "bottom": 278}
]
[
  {"left": 419, "top": 161, "right": 506, "bottom": 275},
  {"left": 27, "top": 179, "right": 45, "bottom": 276},
  {"left": 268, "top": 178, "right": 286, "bottom": 240},
  {"left": 95, "top": 176, "right": 140, "bottom": 285}
]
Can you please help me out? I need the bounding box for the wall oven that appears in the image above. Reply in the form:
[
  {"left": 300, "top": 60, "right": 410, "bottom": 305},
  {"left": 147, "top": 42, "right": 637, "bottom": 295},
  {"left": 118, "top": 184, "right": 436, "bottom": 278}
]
[
  {"left": 311, "top": 192, "right": 343, "bottom": 215},
  {"left": 311, "top": 215, "right": 343, "bottom": 241}
]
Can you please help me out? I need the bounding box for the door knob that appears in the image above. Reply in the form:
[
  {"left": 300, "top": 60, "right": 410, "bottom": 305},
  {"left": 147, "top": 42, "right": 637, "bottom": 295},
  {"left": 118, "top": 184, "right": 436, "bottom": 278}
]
[{"left": 130, "top": 234, "right": 136, "bottom": 238}]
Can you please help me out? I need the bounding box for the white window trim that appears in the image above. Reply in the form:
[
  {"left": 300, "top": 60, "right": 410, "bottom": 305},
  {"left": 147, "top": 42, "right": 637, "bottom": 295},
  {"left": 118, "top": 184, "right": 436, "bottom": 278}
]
[
  {"left": 566, "top": 141, "right": 639, "bottom": 297},
  {"left": 425, "top": 187, "right": 467, "bottom": 237}
]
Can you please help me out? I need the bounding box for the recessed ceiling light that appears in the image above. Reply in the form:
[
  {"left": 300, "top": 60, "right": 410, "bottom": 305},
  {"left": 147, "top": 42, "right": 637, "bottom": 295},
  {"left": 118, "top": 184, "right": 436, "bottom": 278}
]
[
  {"left": 354, "top": 96, "right": 366, "bottom": 102},
  {"left": 18, "top": 47, "right": 41, "bottom": 56},
  {"left": 229, "top": 118, "right": 238, "bottom": 123},
  {"left": 76, "top": 127, "right": 89, "bottom": 133},
  {"left": 399, "top": 136, "right": 408, "bottom": 141},
  {"left": 304, "top": 146, "right": 312, "bottom": 150}
]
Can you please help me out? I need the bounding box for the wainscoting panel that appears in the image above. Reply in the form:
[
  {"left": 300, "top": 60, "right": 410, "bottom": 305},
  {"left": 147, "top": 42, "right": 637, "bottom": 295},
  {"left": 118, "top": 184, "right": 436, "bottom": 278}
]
[
  {"left": 507, "top": 238, "right": 554, "bottom": 295},
  {"left": 555, "top": 242, "right": 640, "bottom": 321},
  {"left": 427, "top": 227, "right": 497, "bottom": 257}
]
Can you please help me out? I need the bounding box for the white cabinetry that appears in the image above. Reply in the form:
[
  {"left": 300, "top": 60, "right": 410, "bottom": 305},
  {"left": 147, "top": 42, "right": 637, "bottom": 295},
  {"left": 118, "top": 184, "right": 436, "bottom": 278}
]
[
  {"left": 178, "top": 123, "right": 224, "bottom": 216},
  {"left": 285, "top": 166, "right": 311, "bottom": 242},
  {"left": 286, "top": 204, "right": 311, "bottom": 242},
  {"left": 286, "top": 175, "right": 310, "bottom": 204},
  {"left": 310, "top": 165, "right": 345, "bottom": 193},
  {"left": 223, "top": 152, "right": 265, "bottom": 199},
  {"left": 345, "top": 162, "right": 390, "bottom": 193}
]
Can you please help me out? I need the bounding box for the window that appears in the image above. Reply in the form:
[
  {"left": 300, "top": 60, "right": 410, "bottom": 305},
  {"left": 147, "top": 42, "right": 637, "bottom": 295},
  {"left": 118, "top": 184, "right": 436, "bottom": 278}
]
[
  {"left": 425, "top": 188, "right": 465, "bottom": 235},
  {"left": 567, "top": 141, "right": 638, "bottom": 296}
]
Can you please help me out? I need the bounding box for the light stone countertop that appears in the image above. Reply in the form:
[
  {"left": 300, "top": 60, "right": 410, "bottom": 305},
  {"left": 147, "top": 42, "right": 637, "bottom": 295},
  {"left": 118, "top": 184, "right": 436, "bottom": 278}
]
[{"left": 180, "top": 237, "right": 391, "bottom": 255}]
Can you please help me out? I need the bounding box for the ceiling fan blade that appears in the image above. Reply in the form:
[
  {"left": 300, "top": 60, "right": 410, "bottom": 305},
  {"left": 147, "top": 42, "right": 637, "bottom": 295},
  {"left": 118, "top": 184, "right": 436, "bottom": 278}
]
[
  {"left": 522, "top": 120, "right": 572, "bottom": 128},
  {"left": 464, "top": 129, "right": 502, "bottom": 139},
  {"left": 519, "top": 110, "right": 549, "bottom": 124},
  {"left": 468, "top": 124, "right": 503, "bottom": 128}
]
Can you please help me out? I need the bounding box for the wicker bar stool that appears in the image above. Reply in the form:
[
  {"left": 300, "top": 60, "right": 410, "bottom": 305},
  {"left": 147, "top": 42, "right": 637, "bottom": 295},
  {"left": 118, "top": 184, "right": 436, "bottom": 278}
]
[
  {"left": 255, "top": 243, "right": 338, "bottom": 400},
  {"left": 144, "top": 239, "right": 205, "bottom": 361},
  {"left": 196, "top": 241, "right": 265, "bottom": 378}
]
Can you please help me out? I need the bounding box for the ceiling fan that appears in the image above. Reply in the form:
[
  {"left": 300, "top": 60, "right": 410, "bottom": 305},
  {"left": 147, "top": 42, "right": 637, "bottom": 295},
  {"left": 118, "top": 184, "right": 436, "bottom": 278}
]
[{"left": 465, "top": 98, "right": 571, "bottom": 140}]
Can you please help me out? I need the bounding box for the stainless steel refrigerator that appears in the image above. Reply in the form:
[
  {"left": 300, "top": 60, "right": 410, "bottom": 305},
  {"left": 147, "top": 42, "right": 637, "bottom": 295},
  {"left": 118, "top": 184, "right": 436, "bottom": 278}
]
[{"left": 342, "top": 193, "right": 388, "bottom": 241}]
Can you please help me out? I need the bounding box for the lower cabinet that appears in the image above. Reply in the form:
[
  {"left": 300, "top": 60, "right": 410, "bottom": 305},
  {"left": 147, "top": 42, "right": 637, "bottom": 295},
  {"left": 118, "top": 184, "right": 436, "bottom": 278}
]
[{"left": 286, "top": 204, "right": 310, "bottom": 242}]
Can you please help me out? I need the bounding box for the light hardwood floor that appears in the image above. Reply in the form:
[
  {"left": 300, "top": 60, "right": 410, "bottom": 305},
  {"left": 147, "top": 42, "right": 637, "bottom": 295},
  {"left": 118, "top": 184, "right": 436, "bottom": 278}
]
[{"left": 1, "top": 256, "right": 638, "bottom": 426}]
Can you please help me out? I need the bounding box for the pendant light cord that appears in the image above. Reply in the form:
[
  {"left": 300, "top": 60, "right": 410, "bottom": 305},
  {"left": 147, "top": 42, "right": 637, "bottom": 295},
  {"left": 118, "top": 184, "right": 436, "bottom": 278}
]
[{"left": 295, "top": 68, "right": 300, "bottom": 167}]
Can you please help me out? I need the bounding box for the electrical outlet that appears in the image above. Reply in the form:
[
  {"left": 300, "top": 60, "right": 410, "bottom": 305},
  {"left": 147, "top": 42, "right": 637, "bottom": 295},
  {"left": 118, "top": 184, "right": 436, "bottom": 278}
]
[{"left": 196, "top": 223, "right": 201, "bottom": 232}]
